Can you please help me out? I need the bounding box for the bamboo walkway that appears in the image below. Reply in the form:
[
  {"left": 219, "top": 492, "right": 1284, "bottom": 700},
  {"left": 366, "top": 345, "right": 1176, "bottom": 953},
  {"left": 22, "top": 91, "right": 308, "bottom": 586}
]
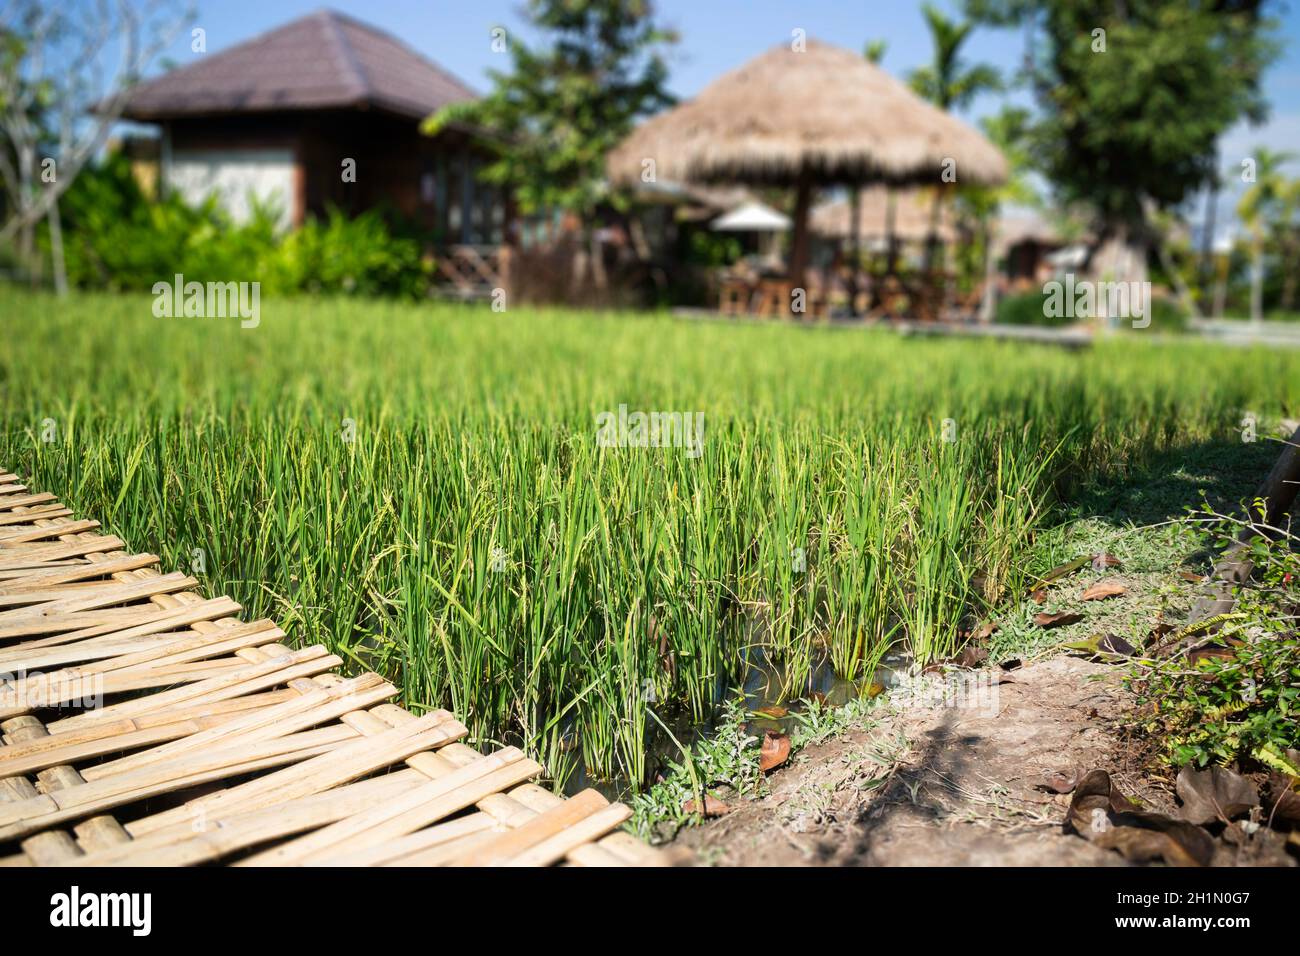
[{"left": 0, "top": 468, "right": 666, "bottom": 867}]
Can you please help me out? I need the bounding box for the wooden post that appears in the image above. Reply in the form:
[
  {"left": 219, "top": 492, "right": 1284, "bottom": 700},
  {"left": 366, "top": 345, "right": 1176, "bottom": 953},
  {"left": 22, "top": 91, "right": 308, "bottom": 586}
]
[
  {"left": 885, "top": 188, "right": 898, "bottom": 277},
  {"left": 848, "top": 187, "right": 862, "bottom": 316},
  {"left": 788, "top": 168, "right": 814, "bottom": 317}
]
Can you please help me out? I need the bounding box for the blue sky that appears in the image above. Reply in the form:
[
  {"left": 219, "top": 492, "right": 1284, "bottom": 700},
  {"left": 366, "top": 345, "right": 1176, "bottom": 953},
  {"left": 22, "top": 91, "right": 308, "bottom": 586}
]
[{"left": 149, "top": 0, "right": 1300, "bottom": 234}]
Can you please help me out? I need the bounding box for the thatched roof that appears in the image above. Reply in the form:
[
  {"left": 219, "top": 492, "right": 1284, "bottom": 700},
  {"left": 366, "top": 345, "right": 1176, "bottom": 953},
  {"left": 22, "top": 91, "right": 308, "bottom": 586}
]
[
  {"left": 120, "top": 10, "right": 476, "bottom": 122},
  {"left": 609, "top": 39, "right": 1007, "bottom": 189},
  {"left": 991, "top": 211, "right": 1082, "bottom": 254},
  {"left": 630, "top": 179, "right": 751, "bottom": 211},
  {"left": 810, "top": 188, "right": 956, "bottom": 243}
]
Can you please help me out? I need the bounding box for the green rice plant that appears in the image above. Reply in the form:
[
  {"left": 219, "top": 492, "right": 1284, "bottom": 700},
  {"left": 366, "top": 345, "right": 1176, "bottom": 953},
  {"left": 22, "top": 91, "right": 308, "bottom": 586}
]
[{"left": 3, "top": 287, "right": 1297, "bottom": 788}]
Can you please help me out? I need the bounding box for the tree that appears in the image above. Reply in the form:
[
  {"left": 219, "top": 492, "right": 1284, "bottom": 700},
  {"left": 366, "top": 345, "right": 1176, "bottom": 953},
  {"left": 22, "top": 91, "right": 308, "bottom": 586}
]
[
  {"left": 1275, "top": 176, "right": 1300, "bottom": 311},
  {"left": 0, "top": 0, "right": 192, "bottom": 292},
  {"left": 965, "top": 0, "right": 1279, "bottom": 287},
  {"left": 1236, "top": 146, "right": 1290, "bottom": 323},
  {"left": 909, "top": 4, "right": 1002, "bottom": 112},
  {"left": 957, "top": 106, "right": 1037, "bottom": 319},
  {"left": 424, "top": 0, "right": 677, "bottom": 287},
  {"left": 908, "top": 3, "right": 1002, "bottom": 273}
]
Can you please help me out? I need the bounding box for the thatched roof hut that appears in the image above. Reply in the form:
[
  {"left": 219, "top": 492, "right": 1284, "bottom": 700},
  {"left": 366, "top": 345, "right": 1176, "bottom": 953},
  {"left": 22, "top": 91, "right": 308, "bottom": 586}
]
[
  {"left": 608, "top": 39, "right": 1006, "bottom": 299},
  {"left": 608, "top": 40, "right": 1006, "bottom": 187},
  {"left": 811, "top": 188, "right": 956, "bottom": 244}
]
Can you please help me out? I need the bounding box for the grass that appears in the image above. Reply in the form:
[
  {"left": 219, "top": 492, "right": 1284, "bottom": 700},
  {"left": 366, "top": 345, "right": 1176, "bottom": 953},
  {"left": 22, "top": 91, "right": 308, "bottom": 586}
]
[
  {"left": 988, "top": 437, "right": 1289, "bottom": 665},
  {"left": 628, "top": 693, "right": 892, "bottom": 843},
  {"left": 2, "top": 287, "right": 1298, "bottom": 788}
]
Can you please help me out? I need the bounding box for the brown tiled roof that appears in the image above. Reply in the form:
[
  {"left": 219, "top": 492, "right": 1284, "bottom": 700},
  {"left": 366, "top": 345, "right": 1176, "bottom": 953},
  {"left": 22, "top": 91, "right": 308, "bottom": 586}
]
[{"left": 120, "top": 9, "right": 477, "bottom": 121}]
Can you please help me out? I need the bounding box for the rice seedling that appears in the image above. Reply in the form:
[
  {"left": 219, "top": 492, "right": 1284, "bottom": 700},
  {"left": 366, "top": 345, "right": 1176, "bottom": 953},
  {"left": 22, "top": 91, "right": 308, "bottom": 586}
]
[{"left": 3, "top": 287, "right": 1297, "bottom": 789}]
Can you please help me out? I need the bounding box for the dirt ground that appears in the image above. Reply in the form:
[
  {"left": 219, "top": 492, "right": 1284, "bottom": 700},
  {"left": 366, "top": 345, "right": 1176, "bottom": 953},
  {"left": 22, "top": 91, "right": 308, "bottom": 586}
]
[{"left": 677, "top": 654, "right": 1164, "bottom": 866}]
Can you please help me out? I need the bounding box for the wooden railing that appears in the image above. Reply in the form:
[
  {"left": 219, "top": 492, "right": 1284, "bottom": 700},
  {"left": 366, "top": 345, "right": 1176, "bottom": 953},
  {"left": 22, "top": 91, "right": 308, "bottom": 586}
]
[{"left": 434, "top": 245, "right": 512, "bottom": 300}]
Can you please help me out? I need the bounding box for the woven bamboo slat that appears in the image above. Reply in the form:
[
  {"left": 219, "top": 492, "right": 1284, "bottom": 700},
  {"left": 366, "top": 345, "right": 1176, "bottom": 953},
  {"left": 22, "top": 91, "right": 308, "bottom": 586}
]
[{"left": 0, "top": 468, "right": 672, "bottom": 867}]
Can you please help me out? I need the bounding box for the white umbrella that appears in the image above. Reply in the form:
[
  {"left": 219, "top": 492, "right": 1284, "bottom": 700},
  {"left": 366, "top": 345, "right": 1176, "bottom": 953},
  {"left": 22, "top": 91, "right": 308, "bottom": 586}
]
[{"left": 711, "top": 201, "right": 791, "bottom": 232}]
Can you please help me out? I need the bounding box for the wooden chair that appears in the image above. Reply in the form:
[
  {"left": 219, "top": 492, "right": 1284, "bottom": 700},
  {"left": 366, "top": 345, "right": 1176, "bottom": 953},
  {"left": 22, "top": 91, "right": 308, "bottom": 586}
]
[
  {"left": 867, "top": 275, "right": 909, "bottom": 320},
  {"left": 719, "top": 279, "right": 751, "bottom": 316},
  {"left": 753, "top": 279, "right": 793, "bottom": 318},
  {"left": 801, "top": 271, "right": 833, "bottom": 321}
]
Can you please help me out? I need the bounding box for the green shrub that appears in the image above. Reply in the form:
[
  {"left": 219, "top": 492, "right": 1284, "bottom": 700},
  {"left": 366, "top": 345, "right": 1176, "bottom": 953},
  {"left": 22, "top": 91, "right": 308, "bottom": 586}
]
[
  {"left": 682, "top": 229, "right": 742, "bottom": 268},
  {"left": 270, "top": 208, "right": 429, "bottom": 300},
  {"left": 1131, "top": 531, "right": 1299, "bottom": 771},
  {"left": 995, "top": 287, "right": 1188, "bottom": 332},
  {"left": 43, "top": 154, "right": 430, "bottom": 299},
  {"left": 996, "top": 290, "right": 1071, "bottom": 327}
]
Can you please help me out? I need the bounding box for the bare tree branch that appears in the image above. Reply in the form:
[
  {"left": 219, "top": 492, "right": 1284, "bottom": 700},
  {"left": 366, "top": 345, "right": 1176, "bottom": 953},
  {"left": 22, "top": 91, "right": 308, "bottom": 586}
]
[{"left": 0, "top": 0, "right": 192, "bottom": 245}]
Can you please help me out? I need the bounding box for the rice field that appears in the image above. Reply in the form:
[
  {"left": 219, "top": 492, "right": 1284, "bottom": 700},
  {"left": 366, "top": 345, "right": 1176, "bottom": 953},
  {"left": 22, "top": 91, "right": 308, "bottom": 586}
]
[{"left": 3, "top": 287, "right": 1297, "bottom": 787}]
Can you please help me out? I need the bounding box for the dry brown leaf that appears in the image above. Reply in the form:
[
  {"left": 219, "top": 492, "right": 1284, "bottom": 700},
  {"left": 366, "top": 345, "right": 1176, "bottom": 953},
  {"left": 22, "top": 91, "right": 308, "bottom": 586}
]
[
  {"left": 1082, "top": 581, "right": 1127, "bottom": 601},
  {"left": 1175, "top": 766, "right": 1259, "bottom": 825},
  {"left": 682, "top": 795, "right": 733, "bottom": 818},
  {"left": 752, "top": 705, "right": 788, "bottom": 719},
  {"left": 1033, "top": 611, "right": 1084, "bottom": 629},
  {"left": 759, "top": 731, "right": 791, "bottom": 772},
  {"left": 1039, "top": 769, "right": 1082, "bottom": 794},
  {"left": 1188, "top": 645, "right": 1235, "bottom": 665},
  {"left": 1065, "top": 769, "right": 1215, "bottom": 866}
]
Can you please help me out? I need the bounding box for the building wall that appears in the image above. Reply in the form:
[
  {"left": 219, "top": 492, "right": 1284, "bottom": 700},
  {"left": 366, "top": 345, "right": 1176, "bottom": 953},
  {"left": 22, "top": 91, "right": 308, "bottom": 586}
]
[
  {"left": 161, "top": 111, "right": 507, "bottom": 243},
  {"left": 168, "top": 147, "right": 296, "bottom": 229}
]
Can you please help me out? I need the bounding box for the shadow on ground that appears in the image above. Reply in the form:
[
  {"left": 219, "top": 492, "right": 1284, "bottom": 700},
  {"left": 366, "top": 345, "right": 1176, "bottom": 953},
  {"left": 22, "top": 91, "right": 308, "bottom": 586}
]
[{"left": 1064, "top": 434, "right": 1283, "bottom": 529}]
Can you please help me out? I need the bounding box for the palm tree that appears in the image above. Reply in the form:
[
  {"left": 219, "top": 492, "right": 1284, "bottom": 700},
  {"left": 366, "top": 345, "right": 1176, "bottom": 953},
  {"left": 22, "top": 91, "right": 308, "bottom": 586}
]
[
  {"left": 908, "top": 4, "right": 1002, "bottom": 275},
  {"left": 908, "top": 5, "right": 1002, "bottom": 112},
  {"left": 1276, "top": 177, "right": 1300, "bottom": 312},
  {"left": 961, "top": 107, "right": 1037, "bottom": 320},
  {"left": 1237, "top": 147, "right": 1292, "bottom": 324}
]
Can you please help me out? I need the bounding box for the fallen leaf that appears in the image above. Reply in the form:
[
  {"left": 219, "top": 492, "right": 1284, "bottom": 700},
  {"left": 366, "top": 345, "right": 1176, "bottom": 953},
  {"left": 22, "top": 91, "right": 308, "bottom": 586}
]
[
  {"left": 752, "top": 705, "right": 788, "bottom": 719},
  {"left": 1062, "top": 634, "right": 1100, "bottom": 655},
  {"left": 1032, "top": 555, "right": 1091, "bottom": 590},
  {"left": 1261, "top": 770, "right": 1300, "bottom": 827},
  {"left": 1175, "top": 766, "right": 1259, "bottom": 825},
  {"left": 1038, "top": 769, "right": 1082, "bottom": 794},
  {"left": 682, "top": 795, "right": 733, "bottom": 818},
  {"left": 759, "top": 731, "right": 791, "bottom": 772},
  {"left": 1092, "top": 552, "right": 1122, "bottom": 570},
  {"left": 1033, "top": 611, "right": 1084, "bottom": 629},
  {"left": 1030, "top": 588, "right": 1047, "bottom": 603},
  {"left": 1063, "top": 633, "right": 1134, "bottom": 660},
  {"left": 865, "top": 681, "right": 886, "bottom": 698},
  {"left": 1188, "top": 645, "right": 1236, "bottom": 666},
  {"left": 955, "top": 645, "right": 988, "bottom": 668},
  {"left": 972, "top": 620, "right": 998, "bottom": 641},
  {"left": 1177, "top": 570, "right": 1207, "bottom": 583},
  {"left": 1065, "top": 769, "right": 1215, "bottom": 866},
  {"left": 1098, "top": 633, "right": 1136, "bottom": 657},
  {"left": 1082, "top": 581, "right": 1126, "bottom": 601}
]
